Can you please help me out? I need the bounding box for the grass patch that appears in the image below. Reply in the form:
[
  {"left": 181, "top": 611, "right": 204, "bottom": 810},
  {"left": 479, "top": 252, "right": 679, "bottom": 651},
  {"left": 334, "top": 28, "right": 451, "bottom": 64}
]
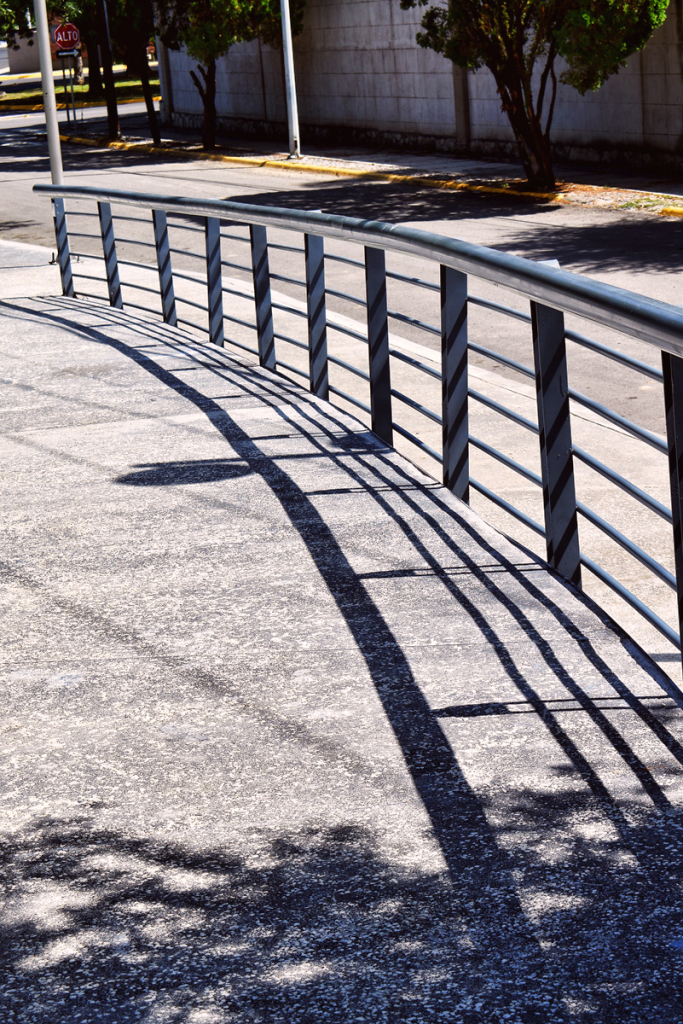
[{"left": 0, "top": 74, "right": 159, "bottom": 108}]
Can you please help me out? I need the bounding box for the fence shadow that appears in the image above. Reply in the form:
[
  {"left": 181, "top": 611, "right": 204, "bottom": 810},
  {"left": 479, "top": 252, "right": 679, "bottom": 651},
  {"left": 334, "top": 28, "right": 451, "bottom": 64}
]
[{"left": 3, "top": 297, "right": 683, "bottom": 1022}]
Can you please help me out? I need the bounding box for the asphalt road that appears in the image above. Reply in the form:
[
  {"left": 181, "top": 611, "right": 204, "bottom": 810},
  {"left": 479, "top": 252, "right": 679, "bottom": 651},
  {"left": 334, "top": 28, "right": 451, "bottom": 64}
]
[{"left": 2, "top": 109, "right": 683, "bottom": 425}]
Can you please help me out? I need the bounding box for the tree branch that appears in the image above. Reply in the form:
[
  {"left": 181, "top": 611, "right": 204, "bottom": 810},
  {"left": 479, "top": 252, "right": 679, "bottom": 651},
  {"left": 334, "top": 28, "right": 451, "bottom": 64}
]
[
  {"left": 544, "top": 57, "right": 559, "bottom": 139},
  {"left": 189, "top": 66, "right": 206, "bottom": 102}
]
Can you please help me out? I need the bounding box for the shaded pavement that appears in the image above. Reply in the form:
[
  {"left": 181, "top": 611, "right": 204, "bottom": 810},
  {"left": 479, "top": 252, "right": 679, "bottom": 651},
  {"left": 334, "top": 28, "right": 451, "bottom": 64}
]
[{"left": 2, "top": 296, "right": 683, "bottom": 1022}]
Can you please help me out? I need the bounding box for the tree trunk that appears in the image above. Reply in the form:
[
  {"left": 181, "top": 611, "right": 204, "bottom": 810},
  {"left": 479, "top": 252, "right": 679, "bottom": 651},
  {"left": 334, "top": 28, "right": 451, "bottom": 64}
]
[
  {"left": 493, "top": 73, "right": 557, "bottom": 190},
  {"left": 74, "top": 51, "right": 85, "bottom": 86},
  {"left": 202, "top": 58, "right": 217, "bottom": 150},
  {"left": 137, "top": 45, "right": 161, "bottom": 145},
  {"left": 190, "top": 59, "right": 217, "bottom": 151},
  {"left": 83, "top": 33, "right": 103, "bottom": 98}
]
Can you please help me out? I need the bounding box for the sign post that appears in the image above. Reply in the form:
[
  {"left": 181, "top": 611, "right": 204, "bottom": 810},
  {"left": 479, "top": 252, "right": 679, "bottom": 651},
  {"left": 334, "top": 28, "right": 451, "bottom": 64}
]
[
  {"left": 280, "top": 0, "right": 300, "bottom": 158},
  {"left": 54, "top": 25, "right": 81, "bottom": 125},
  {"left": 54, "top": 22, "right": 80, "bottom": 49},
  {"left": 32, "top": 0, "right": 63, "bottom": 184}
]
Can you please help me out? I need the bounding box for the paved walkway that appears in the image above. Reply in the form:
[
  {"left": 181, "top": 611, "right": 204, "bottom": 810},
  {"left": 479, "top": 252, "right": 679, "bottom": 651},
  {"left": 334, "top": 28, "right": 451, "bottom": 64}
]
[{"left": 2, "top": 288, "right": 683, "bottom": 1022}]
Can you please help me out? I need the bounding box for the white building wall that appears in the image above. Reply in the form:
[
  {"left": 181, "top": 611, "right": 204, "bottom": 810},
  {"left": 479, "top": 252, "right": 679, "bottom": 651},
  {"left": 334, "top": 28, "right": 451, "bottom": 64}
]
[{"left": 164, "top": 0, "right": 683, "bottom": 162}]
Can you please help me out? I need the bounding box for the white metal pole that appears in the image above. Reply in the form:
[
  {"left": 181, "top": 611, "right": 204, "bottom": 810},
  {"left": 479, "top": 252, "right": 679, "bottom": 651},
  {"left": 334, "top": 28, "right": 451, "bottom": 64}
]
[
  {"left": 33, "top": 0, "right": 63, "bottom": 184},
  {"left": 280, "top": 0, "right": 300, "bottom": 158}
]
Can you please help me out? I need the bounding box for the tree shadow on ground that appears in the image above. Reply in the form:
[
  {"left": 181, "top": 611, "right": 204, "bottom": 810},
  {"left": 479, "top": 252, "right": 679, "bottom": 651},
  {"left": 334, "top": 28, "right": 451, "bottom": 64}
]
[
  {"left": 1, "top": 805, "right": 683, "bottom": 1024},
  {"left": 229, "top": 181, "right": 683, "bottom": 275},
  {"left": 4, "top": 298, "right": 683, "bottom": 1022}
]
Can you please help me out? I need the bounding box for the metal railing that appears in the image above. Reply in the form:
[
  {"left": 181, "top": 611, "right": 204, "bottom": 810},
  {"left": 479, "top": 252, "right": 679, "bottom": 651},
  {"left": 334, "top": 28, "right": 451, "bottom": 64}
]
[{"left": 35, "top": 182, "right": 683, "bottom": 655}]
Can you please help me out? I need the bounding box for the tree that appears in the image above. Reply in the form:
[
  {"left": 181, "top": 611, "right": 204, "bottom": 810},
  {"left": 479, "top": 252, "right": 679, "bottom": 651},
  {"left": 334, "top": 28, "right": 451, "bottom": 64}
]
[
  {"left": 160, "top": 0, "right": 306, "bottom": 151},
  {"left": 399, "top": 0, "right": 670, "bottom": 188},
  {"left": 1, "top": 0, "right": 35, "bottom": 45},
  {"left": 49, "top": 0, "right": 160, "bottom": 141}
]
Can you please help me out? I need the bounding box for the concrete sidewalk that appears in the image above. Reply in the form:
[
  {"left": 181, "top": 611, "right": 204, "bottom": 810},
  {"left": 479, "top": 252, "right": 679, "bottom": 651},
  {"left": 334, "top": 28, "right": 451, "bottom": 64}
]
[{"left": 2, "top": 291, "right": 683, "bottom": 1022}]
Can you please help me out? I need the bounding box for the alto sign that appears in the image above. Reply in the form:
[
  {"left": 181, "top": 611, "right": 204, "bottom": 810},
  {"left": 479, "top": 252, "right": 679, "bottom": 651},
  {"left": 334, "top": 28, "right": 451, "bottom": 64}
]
[{"left": 54, "top": 23, "right": 80, "bottom": 50}]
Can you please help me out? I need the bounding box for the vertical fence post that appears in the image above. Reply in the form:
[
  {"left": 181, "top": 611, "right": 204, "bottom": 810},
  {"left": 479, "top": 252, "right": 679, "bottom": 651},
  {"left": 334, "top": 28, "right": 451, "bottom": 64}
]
[
  {"left": 97, "top": 201, "right": 122, "bottom": 309},
  {"left": 441, "top": 265, "right": 469, "bottom": 501},
  {"left": 205, "top": 216, "right": 224, "bottom": 346},
  {"left": 364, "top": 246, "right": 392, "bottom": 445},
  {"left": 663, "top": 351, "right": 683, "bottom": 645},
  {"left": 250, "top": 225, "right": 276, "bottom": 370},
  {"left": 531, "top": 300, "right": 581, "bottom": 586},
  {"left": 153, "top": 209, "right": 177, "bottom": 327},
  {"left": 52, "top": 198, "right": 75, "bottom": 298},
  {"left": 305, "top": 234, "right": 328, "bottom": 400}
]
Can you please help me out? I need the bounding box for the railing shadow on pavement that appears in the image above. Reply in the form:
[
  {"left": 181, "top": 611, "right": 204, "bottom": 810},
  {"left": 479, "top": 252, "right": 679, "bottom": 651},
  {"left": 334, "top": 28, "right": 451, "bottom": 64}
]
[
  {"left": 32, "top": 182, "right": 683, "bottom": 669},
  {"left": 3, "top": 292, "right": 683, "bottom": 1022}
]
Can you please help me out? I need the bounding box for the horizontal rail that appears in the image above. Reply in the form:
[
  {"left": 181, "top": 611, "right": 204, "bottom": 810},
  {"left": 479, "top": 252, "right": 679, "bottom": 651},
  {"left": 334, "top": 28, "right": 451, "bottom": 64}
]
[
  {"left": 274, "top": 332, "right": 308, "bottom": 351},
  {"left": 169, "top": 248, "right": 205, "bottom": 261},
  {"left": 221, "top": 259, "right": 252, "bottom": 274},
  {"left": 269, "top": 272, "right": 306, "bottom": 288},
  {"left": 111, "top": 213, "right": 152, "bottom": 224},
  {"left": 71, "top": 271, "right": 106, "bottom": 283},
  {"left": 468, "top": 294, "right": 535, "bottom": 330},
  {"left": 468, "top": 389, "right": 539, "bottom": 433},
  {"left": 470, "top": 436, "right": 542, "bottom": 486},
  {"left": 324, "top": 251, "right": 364, "bottom": 269},
  {"left": 222, "top": 283, "right": 252, "bottom": 300},
  {"left": 175, "top": 295, "right": 208, "bottom": 313},
  {"left": 225, "top": 336, "right": 259, "bottom": 356},
  {"left": 275, "top": 359, "right": 309, "bottom": 380},
  {"left": 327, "top": 354, "right": 370, "bottom": 381},
  {"left": 272, "top": 301, "right": 307, "bottom": 320},
  {"left": 566, "top": 328, "right": 663, "bottom": 382},
  {"left": 469, "top": 479, "right": 545, "bottom": 536},
  {"left": 325, "top": 286, "right": 366, "bottom": 307},
  {"left": 392, "top": 421, "right": 442, "bottom": 463},
  {"left": 328, "top": 384, "right": 371, "bottom": 414},
  {"left": 389, "top": 347, "right": 441, "bottom": 381},
  {"left": 224, "top": 313, "right": 258, "bottom": 332},
  {"left": 569, "top": 389, "right": 667, "bottom": 453},
  {"left": 115, "top": 238, "right": 155, "bottom": 249},
  {"left": 122, "top": 299, "right": 161, "bottom": 316},
  {"left": 386, "top": 269, "right": 439, "bottom": 293},
  {"left": 468, "top": 342, "right": 535, "bottom": 380},
  {"left": 387, "top": 309, "right": 440, "bottom": 337},
  {"left": 119, "top": 280, "right": 159, "bottom": 296},
  {"left": 581, "top": 554, "right": 680, "bottom": 649},
  {"left": 268, "top": 240, "right": 305, "bottom": 255},
  {"left": 176, "top": 316, "right": 210, "bottom": 334},
  {"left": 37, "top": 185, "right": 683, "bottom": 356},
  {"left": 327, "top": 321, "right": 368, "bottom": 344},
  {"left": 391, "top": 388, "right": 441, "bottom": 425},
  {"left": 221, "top": 231, "right": 250, "bottom": 244},
  {"left": 573, "top": 447, "right": 672, "bottom": 523},
  {"left": 73, "top": 289, "right": 108, "bottom": 301},
  {"left": 577, "top": 503, "right": 676, "bottom": 590}
]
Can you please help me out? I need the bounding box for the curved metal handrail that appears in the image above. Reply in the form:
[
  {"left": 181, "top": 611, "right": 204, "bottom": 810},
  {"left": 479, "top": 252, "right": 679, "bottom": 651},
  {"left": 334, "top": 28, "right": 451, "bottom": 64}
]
[
  {"left": 33, "top": 181, "right": 683, "bottom": 659},
  {"left": 34, "top": 183, "right": 683, "bottom": 356}
]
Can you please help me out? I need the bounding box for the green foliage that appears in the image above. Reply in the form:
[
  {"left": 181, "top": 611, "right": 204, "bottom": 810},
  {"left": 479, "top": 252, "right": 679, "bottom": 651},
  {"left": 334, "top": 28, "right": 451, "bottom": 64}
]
[
  {"left": 160, "top": 0, "right": 306, "bottom": 64},
  {"left": 400, "top": 0, "right": 670, "bottom": 185},
  {"left": 554, "top": 0, "right": 670, "bottom": 92},
  {"left": 0, "top": 0, "right": 34, "bottom": 43}
]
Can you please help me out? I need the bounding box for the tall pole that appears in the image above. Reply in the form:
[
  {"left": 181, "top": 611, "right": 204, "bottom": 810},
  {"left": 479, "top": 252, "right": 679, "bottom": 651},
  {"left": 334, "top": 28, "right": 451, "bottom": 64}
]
[
  {"left": 96, "top": 0, "right": 119, "bottom": 140},
  {"left": 33, "top": 0, "right": 63, "bottom": 184},
  {"left": 280, "top": 0, "right": 300, "bottom": 157}
]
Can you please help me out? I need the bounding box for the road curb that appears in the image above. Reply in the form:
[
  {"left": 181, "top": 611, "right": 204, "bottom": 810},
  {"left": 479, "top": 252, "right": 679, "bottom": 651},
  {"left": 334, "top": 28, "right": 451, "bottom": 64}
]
[
  {"left": 56, "top": 132, "right": 683, "bottom": 215},
  {"left": 3, "top": 95, "right": 159, "bottom": 113}
]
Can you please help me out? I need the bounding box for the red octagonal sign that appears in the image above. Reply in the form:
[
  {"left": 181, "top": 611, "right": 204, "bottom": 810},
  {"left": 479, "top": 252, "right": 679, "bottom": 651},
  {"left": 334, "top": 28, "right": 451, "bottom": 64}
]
[{"left": 54, "top": 23, "right": 80, "bottom": 49}]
